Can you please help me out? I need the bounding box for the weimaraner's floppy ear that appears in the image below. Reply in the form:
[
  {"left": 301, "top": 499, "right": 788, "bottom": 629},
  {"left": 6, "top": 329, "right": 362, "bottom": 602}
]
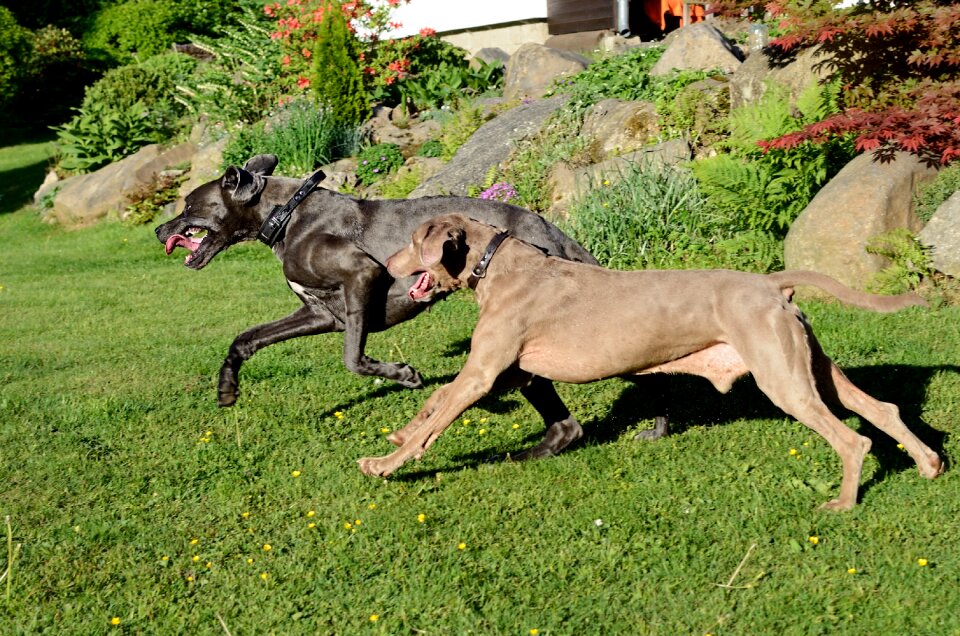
[
  {"left": 242, "top": 154, "right": 279, "bottom": 176},
  {"left": 221, "top": 166, "right": 267, "bottom": 205},
  {"left": 419, "top": 221, "right": 463, "bottom": 267}
]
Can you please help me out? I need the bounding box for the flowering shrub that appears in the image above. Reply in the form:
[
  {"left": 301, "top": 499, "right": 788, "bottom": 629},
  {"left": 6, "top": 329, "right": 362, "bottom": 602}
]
[
  {"left": 264, "top": 0, "right": 409, "bottom": 95},
  {"left": 355, "top": 143, "right": 403, "bottom": 184}
]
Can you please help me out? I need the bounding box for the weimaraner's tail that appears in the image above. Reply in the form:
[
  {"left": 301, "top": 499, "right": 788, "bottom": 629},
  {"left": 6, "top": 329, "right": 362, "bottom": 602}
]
[{"left": 768, "top": 270, "right": 928, "bottom": 312}]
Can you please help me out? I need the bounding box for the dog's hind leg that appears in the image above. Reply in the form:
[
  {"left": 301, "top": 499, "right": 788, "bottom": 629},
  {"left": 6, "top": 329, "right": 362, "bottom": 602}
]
[
  {"left": 219, "top": 305, "right": 339, "bottom": 407},
  {"left": 512, "top": 376, "right": 583, "bottom": 460},
  {"left": 808, "top": 335, "right": 943, "bottom": 480},
  {"left": 734, "top": 311, "right": 872, "bottom": 510}
]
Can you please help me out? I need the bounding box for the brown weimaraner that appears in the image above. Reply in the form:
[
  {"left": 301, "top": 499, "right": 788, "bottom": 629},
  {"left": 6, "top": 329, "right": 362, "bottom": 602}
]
[{"left": 358, "top": 213, "right": 944, "bottom": 510}]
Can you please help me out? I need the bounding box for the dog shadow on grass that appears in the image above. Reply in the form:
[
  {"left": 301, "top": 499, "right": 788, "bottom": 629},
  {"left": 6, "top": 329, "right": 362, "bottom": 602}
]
[{"left": 390, "top": 362, "right": 955, "bottom": 493}]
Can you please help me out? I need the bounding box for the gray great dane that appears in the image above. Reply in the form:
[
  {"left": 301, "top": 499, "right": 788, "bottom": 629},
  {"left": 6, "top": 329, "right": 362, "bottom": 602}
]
[{"left": 155, "top": 154, "right": 602, "bottom": 458}]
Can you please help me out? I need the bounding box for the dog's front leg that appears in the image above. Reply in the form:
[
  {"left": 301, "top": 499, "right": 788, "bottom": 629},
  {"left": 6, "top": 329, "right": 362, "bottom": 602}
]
[
  {"left": 219, "top": 305, "right": 339, "bottom": 406},
  {"left": 341, "top": 266, "right": 424, "bottom": 389}
]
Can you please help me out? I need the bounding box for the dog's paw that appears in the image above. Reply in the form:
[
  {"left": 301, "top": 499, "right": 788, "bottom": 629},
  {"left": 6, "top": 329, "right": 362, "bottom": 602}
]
[
  {"left": 357, "top": 457, "right": 394, "bottom": 477},
  {"left": 218, "top": 391, "right": 238, "bottom": 408},
  {"left": 395, "top": 364, "right": 424, "bottom": 389}
]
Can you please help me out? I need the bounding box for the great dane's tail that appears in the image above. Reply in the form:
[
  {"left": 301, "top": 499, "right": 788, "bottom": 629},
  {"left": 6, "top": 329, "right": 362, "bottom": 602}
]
[{"left": 768, "top": 270, "right": 928, "bottom": 312}]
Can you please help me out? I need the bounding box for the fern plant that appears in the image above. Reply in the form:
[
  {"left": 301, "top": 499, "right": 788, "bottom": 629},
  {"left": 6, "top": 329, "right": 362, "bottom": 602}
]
[
  {"left": 691, "top": 80, "right": 854, "bottom": 238},
  {"left": 865, "top": 228, "right": 934, "bottom": 294}
]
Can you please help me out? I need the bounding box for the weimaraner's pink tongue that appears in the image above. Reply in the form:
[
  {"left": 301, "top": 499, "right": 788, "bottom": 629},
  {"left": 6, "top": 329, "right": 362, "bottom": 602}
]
[
  {"left": 164, "top": 234, "right": 202, "bottom": 256},
  {"left": 408, "top": 272, "right": 432, "bottom": 300}
]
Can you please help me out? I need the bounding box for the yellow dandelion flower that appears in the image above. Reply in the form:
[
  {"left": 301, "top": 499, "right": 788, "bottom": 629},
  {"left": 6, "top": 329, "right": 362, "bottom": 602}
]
[
  {"left": 462, "top": 418, "right": 471, "bottom": 425},
  {"left": 380, "top": 427, "right": 391, "bottom": 433},
  {"left": 205, "top": 431, "right": 212, "bottom": 437},
  {"left": 918, "top": 558, "right": 928, "bottom": 567},
  {"left": 847, "top": 567, "right": 857, "bottom": 574},
  {"left": 206, "top": 562, "right": 213, "bottom": 569},
  {"left": 262, "top": 543, "right": 272, "bottom": 552},
  {"left": 354, "top": 519, "right": 362, "bottom": 525},
  {"left": 110, "top": 617, "right": 121, "bottom": 626},
  {"left": 344, "top": 522, "right": 353, "bottom": 530},
  {"left": 368, "top": 503, "right": 377, "bottom": 510},
  {"left": 530, "top": 629, "right": 540, "bottom": 635},
  {"left": 789, "top": 448, "right": 799, "bottom": 456},
  {"left": 186, "top": 575, "right": 195, "bottom": 583},
  {"left": 260, "top": 572, "right": 269, "bottom": 580},
  {"left": 458, "top": 542, "right": 467, "bottom": 550},
  {"left": 808, "top": 536, "right": 819, "bottom": 545},
  {"left": 308, "top": 522, "right": 317, "bottom": 529},
  {"left": 291, "top": 470, "right": 302, "bottom": 478},
  {"left": 478, "top": 429, "right": 487, "bottom": 435},
  {"left": 480, "top": 417, "right": 488, "bottom": 424},
  {"left": 247, "top": 558, "right": 254, "bottom": 564},
  {"left": 334, "top": 411, "right": 344, "bottom": 419},
  {"left": 192, "top": 555, "right": 201, "bottom": 562},
  {"left": 307, "top": 510, "right": 316, "bottom": 517},
  {"left": 241, "top": 511, "right": 251, "bottom": 519},
  {"left": 897, "top": 443, "right": 905, "bottom": 450},
  {"left": 370, "top": 614, "right": 380, "bottom": 622},
  {"left": 161, "top": 555, "right": 169, "bottom": 562},
  {"left": 417, "top": 513, "right": 426, "bottom": 523},
  {"left": 512, "top": 423, "right": 520, "bottom": 430},
  {"left": 190, "top": 538, "right": 199, "bottom": 545}
]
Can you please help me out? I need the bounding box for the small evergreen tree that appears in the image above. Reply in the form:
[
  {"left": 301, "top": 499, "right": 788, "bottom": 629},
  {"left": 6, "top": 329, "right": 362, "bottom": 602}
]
[{"left": 310, "top": 2, "right": 368, "bottom": 128}]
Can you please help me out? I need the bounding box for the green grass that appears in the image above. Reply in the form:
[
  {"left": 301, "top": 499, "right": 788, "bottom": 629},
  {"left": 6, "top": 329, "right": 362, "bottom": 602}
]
[
  {"left": 0, "top": 136, "right": 55, "bottom": 215},
  {"left": 1, "top": 207, "right": 958, "bottom": 635}
]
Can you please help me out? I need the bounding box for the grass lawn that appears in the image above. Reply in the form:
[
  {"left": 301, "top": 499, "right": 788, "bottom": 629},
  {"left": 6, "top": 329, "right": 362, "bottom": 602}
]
[{"left": 1, "top": 191, "right": 958, "bottom": 632}]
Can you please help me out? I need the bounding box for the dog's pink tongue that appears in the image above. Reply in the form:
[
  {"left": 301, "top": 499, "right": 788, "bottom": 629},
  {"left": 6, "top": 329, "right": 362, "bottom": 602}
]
[
  {"left": 164, "top": 234, "right": 201, "bottom": 256},
  {"left": 408, "top": 272, "right": 432, "bottom": 300}
]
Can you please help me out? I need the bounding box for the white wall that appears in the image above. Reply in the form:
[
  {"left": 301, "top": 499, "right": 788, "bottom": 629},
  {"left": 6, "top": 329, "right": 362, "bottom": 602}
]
[{"left": 388, "top": 0, "right": 548, "bottom": 38}]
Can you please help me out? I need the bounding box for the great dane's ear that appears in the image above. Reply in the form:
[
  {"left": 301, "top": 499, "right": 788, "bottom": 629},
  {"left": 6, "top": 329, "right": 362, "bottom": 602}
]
[
  {"left": 243, "top": 154, "right": 279, "bottom": 176},
  {"left": 221, "top": 166, "right": 267, "bottom": 205},
  {"left": 419, "top": 221, "right": 464, "bottom": 268}
]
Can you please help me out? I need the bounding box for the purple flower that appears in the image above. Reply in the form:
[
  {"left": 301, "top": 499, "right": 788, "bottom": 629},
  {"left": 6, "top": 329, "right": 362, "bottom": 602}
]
[{"left": 362, "top": 160, "right": 368, "bottom": 165}]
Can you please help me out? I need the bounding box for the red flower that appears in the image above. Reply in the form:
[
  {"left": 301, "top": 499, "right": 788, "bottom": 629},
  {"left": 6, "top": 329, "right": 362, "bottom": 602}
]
[
  {"left": 301, "top": 47, "right": 311, "bottom": 58},
  {"left": 282, "top": 54, "right": 291, "bottom": 66},
  {"left": 297, "top": 76, "right": 310, "bottom": 89},
  {"left": 264, "top": 5, "right": 274, "bottom": 16},
  {"left": 419, "top": 27, "right": 436, "bottom": 37},
  {"left": 384, "top": 75, "right": 396, "bottom": 85}
]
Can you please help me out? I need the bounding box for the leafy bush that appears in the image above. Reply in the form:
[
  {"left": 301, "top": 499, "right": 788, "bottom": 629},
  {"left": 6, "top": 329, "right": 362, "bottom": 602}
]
[
  {"left": 865, "top": 229, "right": 934, "bottom": 295},
  {"left": 123, "top": 171, "right": 188, "bottom": 225},
  {"left": 84, "top": 0, "right": 244, "bottom": 64},
  {"left": 310, "top": 1, "right": 369, "bottom": 128},
  {"left": 366, "top": 32, "right": 503, "bottom": 112},
  {"left": 178, "top": 6, "right": 284, "bottom": 127},
  {"left": 415, "top": 139, "right": 443, "bottom": 158},
  {"left": 690, "top": 80, "right": 854, "bottom": 238},
  {"left": 221, "top": 98, "right": 360, "bottom": 177},
  {"left": 0, "top": 7, "right": 31, "bottom": 111},
  {"left": 914, "top": 162, "right": 960, "bottom": 224},
  {"left": 355, "top": 143, "right": 403, "bottom": 185},
  {"left": 53, "top": 100, "right": 157, "bottom": 173},
  {"left": 562, "top": 159, "right": 783, "bottom": 272}
]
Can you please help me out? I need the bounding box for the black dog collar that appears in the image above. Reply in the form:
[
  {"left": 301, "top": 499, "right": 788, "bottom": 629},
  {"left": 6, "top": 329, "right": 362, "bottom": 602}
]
[
  {"left": 468, "top": 230, "right": 509, "bottom": 285},
  {"left": 257, "top": 169, "right": 326, "bottom": 247}
]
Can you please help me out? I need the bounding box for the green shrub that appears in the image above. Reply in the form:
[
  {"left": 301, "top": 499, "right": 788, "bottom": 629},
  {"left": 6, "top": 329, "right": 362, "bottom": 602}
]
[
  {"left": 415, "top": 139, "right": 444, "bottom": 158},
  {"left": 310, "top": 1, "right": 368, "bottom": 128},
  {"left": 866, "top": 229, "right": 934, "bottom": 295},
  {"left": 178, "top": 6, "right": 284, "bottom": 128},
  {"left": 914, "top": 163, "right": 960, "bottom": 224},
  {"left": 355, "top": 143, "right": 404, "bottom": 185},
  {"left": 561, "top": 160, "right": 717, "bottom": 270},
  {"left": 366, "top": 33, "right": 502, "bottom": 113},
  {"left": 123, "top": 171, "right": 187, "bottom": 225},
  {"left": 53, "top": 100, "right": 157, "bottom": 173},
  {"left": 221, "top": 99, "right": 360, "bottom": 176},
  {"left": 690, "top": 80, "right": 854, "bottom": 238},
  {"left": 0, "top": 7, "right": 31, "bottom": 110},
  {"left": 84, "top": 0, "right": 243, "bottom": 64}
]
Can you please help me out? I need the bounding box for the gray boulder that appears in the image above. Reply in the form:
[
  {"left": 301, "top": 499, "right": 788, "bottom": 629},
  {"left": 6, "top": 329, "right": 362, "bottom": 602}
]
[
  {"left": 919, "top": 190, "right": 960, "bottom": 278},
  {"left": 650, "top": 23, "right": 742, "bottom": 76},
  {"left": 784, "top": 151, "right": 939, "bottom": 291},
  {"left": 409, "top": 95, "right": 569, "bottom": 198},
  {"left": 729, "top": 45, "right": 831, "bottom": 109},
  {"left": 581, "top": 99, "right": 660, "bottom": 160},
  {"left": 51, "top": 142, "right": 197, "bottom": 227},
  {"left": 503, "top": 43, "right": 590, "bottom": 101}
]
